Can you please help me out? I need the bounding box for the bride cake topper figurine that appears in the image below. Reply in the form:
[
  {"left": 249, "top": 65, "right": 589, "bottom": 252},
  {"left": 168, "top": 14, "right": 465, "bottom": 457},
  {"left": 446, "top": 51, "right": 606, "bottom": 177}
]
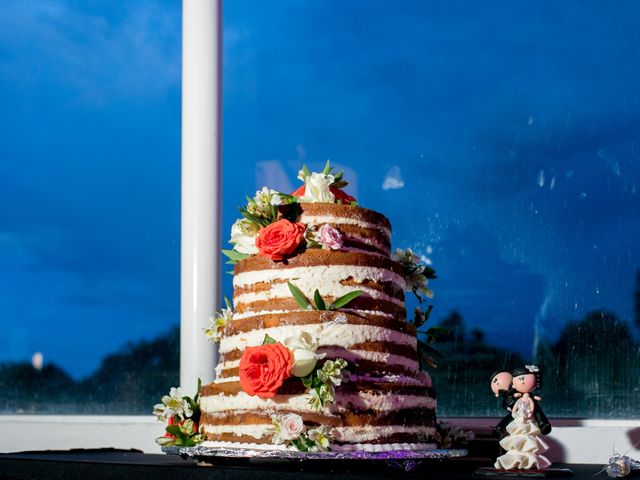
[{"left": 493, "top": 365, "right": 552, "bottom": 471}]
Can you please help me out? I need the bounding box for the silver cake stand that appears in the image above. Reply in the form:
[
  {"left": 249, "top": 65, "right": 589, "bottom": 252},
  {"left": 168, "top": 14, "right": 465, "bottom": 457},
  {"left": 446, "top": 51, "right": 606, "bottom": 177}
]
[{"left": 163, "top": 446, "right": 468, "bottom": 472}]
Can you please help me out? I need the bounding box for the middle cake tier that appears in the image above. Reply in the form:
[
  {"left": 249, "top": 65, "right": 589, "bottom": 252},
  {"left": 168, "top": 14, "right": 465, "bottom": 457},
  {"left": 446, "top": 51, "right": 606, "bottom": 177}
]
[{"left": 232, "top": 249, "right": 407, "bottom": 322}]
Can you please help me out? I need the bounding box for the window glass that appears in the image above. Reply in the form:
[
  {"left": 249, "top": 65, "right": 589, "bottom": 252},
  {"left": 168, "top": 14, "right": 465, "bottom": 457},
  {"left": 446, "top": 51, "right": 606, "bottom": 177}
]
[
  {"left": 2, "top": 0, "right": 639, "bottom": 418},
  {"left": 222, "top": 1, "right": 640, "bottom": 418},
  {"left": 0, "top": 1, "right": 181, "bottom": 413}
]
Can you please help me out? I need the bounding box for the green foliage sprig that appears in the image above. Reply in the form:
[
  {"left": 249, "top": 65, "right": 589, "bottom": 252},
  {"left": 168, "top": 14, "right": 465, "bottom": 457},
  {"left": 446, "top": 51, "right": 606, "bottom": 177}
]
[
  {"left": 222, "top": 249, "right": 249, "bottom": 265},
  {"left": 287, "top": 282, "right": 362, "bottom": 311},
  {"left": 154, "top": 379, "right": 205, "bottom": 447},
  {"left": 414, "top": 306, "right": 448, "bottom": 369},
  {"left": 302, "top": 358, "right": 349, "bottom": 410}
]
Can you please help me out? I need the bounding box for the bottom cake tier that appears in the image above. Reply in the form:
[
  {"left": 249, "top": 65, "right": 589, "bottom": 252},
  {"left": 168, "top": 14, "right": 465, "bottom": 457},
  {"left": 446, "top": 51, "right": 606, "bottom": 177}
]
[{"left": 199, "top": 374, "right": 437, "bottom": 452}]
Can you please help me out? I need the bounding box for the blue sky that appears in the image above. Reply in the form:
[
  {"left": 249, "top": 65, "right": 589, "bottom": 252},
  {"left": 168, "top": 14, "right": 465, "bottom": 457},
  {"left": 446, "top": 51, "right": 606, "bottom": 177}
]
[{"left": 1, "top": 0, "right": 639, "bottom": 378}]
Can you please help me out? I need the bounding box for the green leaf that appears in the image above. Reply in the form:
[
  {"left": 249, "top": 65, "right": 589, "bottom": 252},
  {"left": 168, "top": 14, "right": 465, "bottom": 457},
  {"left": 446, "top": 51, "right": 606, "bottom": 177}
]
[
  {"left": 262, "top": 334, "right": 278, "bottom": 345},
  {"left": 222, "top": 249, "right": 249, "bottom": 262},
  {"left": 166, "top": 425, "right": 182, "bottom": 436},
  {"left": 224, "top": 297, "right": 233, "bottom": 310},
  {"left": 313, "top": 289, "right": 326, "bottom": 310},
  {"left": 275, "top": 192, "right": 298, "bottom": 204},
  {"left": 239, "top": 208, "right": 270, "bottom": 227},
  {"left": 421, "top": 265, "right": 437, "bottom": 279},
  {"left": 322, "top": 159, "right": 331, "bottom": 175},
  {"left": 417, "top": 339, "right": 444, "bottom": 358},
  {"left": 292, "top": 437, "right": 308, "bottom": 452},
  {"left": 194, "top": 378, "right": 202, "bottom": 402},
  {"left": 414, "top": 305, "right": 433, "bottom": 328},
  {"left": 301, "top": 164, "right": 311, "bottom": 179},
  {"left": 328, "top": 290, "right": 363, "bottom": 310},
  {"left": 155, "top": 436, "right": 174, "bottom": 446},
  {"left": 287, "top": 282, "right": 314, "bottom": 310},
  {"left": 301, "top": 375, "right": 314, "bottom": 389}
]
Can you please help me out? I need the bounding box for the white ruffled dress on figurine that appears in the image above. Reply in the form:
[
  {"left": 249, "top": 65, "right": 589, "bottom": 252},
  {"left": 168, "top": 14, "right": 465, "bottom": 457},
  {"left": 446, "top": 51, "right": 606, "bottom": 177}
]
[{"left": 494, "top": 393, "right": 551, "bottom": 470}]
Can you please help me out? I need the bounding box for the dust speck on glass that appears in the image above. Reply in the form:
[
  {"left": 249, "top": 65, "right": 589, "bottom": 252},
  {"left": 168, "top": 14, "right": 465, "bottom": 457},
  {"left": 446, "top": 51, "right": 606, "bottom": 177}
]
[{"left": 1, "top": 1, "right": 639, "bottom": 417}]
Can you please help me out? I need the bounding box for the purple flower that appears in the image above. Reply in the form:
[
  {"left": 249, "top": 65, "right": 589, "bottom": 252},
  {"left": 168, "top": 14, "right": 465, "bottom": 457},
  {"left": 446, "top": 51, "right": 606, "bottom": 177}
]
[{"left": 319, "top": 224, "right": 343, "bottom": 250}]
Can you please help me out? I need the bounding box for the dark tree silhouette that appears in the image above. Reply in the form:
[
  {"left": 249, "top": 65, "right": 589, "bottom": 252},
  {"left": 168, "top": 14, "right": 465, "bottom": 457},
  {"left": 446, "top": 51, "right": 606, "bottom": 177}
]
[
  {"left": 431, "top": 311, "right": 525, "bottom": 416},
  {"left": 439, "top": 311, "right": 465, "bottom": 344},
  {"left": 80, "top": 325, "right": 180, "bottom": 413},
  {"left": 551, "top": 310, "right": 640, "bottom": 417},
  {"left": 0, "top": 326, "right": 180, "bottom": 414},
  {"left": 0, "top": 362, "right": 76, "bottom": 413}
]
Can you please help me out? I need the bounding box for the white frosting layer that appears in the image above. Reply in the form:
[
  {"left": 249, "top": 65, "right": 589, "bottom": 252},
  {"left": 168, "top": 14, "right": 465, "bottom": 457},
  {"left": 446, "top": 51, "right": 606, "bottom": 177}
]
[
  {"left": 217, "top": 348, "right": 418, "bottom": 375},
  {"left": 300, "top": 214, "right": 391, "bottom": 238},
  {"left": 234, "top": 281, "right": 404, "bottom": 309},
  {"left": 202, "top": 424, "right": 436, "bottom": 443},
  {"left": 218, "top": 323, "right": 416, "bottom": 355},
  {"left": 349, "top": 373, "right": 431, "bottom": 387},
  {"left": 232, "top": 308, "right": 398, "bottom": 321},
  {"left": 200, "top": 391, "right": 436, "bottom": 413},
  {"left": 213, "top": 374, "right": 430, "bottom": 388},
  {"left": 233, "top": 264, "right": 405, "bottom": 292}
]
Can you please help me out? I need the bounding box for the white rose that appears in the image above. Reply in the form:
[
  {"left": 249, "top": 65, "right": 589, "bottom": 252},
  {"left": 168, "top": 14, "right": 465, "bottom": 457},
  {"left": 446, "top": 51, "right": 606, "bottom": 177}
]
[
  {"left": 280, "top": 413, "right": 305, "bottom": 440},
  {"left": 229, "top": 219, "right": 259, "bottom": 255},
  {"left": 299, "top": 173, "right": 335, "bottom": 203},
  {"left": 285, "top": 332, "right": 325, "bottom": 377}
]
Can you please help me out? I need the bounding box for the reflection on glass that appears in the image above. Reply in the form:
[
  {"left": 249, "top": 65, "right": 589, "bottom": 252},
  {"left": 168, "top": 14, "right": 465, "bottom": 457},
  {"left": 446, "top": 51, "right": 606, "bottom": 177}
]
[{"left": 2, "top": 1, "right": 639, "bottom": 417}]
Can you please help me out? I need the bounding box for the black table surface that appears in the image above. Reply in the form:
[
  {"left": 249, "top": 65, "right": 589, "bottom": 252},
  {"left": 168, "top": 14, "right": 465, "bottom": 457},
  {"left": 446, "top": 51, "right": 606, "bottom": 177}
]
[{"left": 0, "top": 449, "right": 608, "bottom": 480}]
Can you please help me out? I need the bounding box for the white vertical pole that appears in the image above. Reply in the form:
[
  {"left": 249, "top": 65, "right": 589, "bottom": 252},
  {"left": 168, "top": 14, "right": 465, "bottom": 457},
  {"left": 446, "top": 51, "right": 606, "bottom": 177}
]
[{"left": 180, "top": 0, "right": 221, "bottom": 394}]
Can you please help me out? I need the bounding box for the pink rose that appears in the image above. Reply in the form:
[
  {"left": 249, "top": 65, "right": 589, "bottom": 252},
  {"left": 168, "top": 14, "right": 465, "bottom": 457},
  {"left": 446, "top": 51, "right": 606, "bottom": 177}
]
[
  {"left": 319, "top": 224, "right": 343, "bottom": 250},
  {"left": 280, "top": 413, "right": 305, "bottom": 440}
]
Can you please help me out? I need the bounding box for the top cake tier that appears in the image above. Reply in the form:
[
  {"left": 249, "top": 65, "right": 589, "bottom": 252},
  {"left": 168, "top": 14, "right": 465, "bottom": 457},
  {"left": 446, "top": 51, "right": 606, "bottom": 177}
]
[{"left": 295, "top": 202, "right": 391, "bottom": 256}]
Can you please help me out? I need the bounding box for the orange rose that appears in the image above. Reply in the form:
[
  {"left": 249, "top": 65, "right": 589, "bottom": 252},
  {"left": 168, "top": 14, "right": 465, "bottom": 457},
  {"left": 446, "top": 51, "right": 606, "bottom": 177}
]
[
  {"left": 239, "top": 343, "right": 293, "bottom": 398},
  {"left": 330, "top": 187, "right": 356, "bottom": 204},
  {"left": 256, "top": 219, "right": 306, "bottom": 261},
  {"left": 291, "top": 185, "right": 356, "bottom": 204}
]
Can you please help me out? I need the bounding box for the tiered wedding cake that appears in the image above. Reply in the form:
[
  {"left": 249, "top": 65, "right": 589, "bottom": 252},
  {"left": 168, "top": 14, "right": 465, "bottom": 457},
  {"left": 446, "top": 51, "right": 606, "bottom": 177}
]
[{"left": 196, "top": 164, "right": 438, "bottom": 452}]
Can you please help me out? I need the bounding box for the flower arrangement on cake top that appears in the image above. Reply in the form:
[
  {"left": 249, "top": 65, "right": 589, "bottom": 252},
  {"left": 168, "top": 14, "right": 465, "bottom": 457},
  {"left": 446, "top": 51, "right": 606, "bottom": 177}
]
[{"left": 223, "top": 161, "right": 355, "bottom": 264}]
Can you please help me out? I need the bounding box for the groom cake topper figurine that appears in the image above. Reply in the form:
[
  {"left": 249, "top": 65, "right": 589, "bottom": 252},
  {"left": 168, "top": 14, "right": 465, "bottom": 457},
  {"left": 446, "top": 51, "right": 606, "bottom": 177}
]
[{"left": 492, "top": 365, "right": 552, "bottom": 471}]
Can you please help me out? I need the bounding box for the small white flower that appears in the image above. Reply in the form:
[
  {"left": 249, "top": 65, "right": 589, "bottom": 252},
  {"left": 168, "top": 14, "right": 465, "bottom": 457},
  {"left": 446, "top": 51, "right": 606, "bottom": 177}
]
[
  {"left": 229, "top": 218, "right": 259, "bottom": 255},
  {"left": 307, "top": 427, "right": 331, "bottom": 451},
  {"left": 308, "top": 389, "right": 323, "bottom": 410},
  {"left": 299, "top": 173, "right": 335, "bottom": 203},
  {"left": 247, "top": 187, "right": 281, "bottom": 218},
  {"left": 392, "top": 248, "right": 421, "bottom": 265},
  {"left": 270, "top": 192, "right": 283, "bottom": 206},
  {"left": 204, "top": 307, "right": 232, "bottom": 343},
  {"left": 154, "top": 387, "right": 193, "bottom": 421},
  {"left": 318, "top": 358, "right": 348, "bottom": 386},
  {"left": 303, "top": 225, "right": 321, "bottom": 248},
  {"left": 525, "top": 365, "right": 540, "bottom": 373},
  {"left": 319, "top": 383, "right": 335, "bottom": 404}
]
